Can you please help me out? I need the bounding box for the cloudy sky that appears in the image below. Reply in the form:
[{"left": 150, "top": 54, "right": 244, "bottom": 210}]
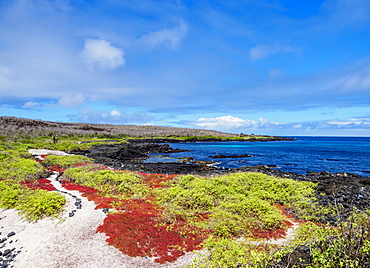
[{"left": 1, "top": 0, "right": 370, "bottom": 136}]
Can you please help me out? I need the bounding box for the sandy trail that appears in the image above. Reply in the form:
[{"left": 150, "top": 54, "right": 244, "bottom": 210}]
[{"left": 0, "top": 172, "right": 195, "bottom": 268}]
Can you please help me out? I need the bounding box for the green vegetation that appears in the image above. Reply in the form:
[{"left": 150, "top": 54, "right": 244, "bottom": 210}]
[
  {"left": 156, "top": 172, "right": 318, "bottom": 238},
  {"left": 63, "top": 164, "right": 149, "bottom": 199},
  {"left": 42, "top": 155, "right": 93, "bottom": 168},
  {"left": 0, "top": 179, "right": 65, "bottom": 221},
  {"left": 0, "top": 157, "right": 47, "bottom": 181},
  {"left": 190, "top": 236, "right": 273, "bottom": 268}
]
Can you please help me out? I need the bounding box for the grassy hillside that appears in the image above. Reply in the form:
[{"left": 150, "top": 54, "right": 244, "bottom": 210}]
[
  {"left": 0, "top": 116, "right": 243, "bottom": 138},
  {"left": 0, "top": 116, "right": 272, "bottom": 139}
]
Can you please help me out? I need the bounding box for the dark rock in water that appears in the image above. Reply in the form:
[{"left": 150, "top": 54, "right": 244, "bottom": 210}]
[{"left": 266, "top": 164, "right": 278, "bottom": 168}]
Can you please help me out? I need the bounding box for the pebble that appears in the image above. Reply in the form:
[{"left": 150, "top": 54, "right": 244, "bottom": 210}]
[{"left": 0, "top": 228, "right": 18, "bottom": 268}]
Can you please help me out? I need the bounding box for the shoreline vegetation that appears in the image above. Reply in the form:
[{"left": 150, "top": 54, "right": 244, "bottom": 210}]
[{"left": 1, "top": 116, "right": 370, "bottom": 267}]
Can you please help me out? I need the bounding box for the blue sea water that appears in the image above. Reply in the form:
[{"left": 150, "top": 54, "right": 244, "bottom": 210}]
[{"left": 146, "top": 137, "right": 370, "bottom": 176}]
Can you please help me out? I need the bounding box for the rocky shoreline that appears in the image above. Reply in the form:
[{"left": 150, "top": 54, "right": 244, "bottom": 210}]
[{"left": 75, "top": 139, "right": 370, "bottom": 224}]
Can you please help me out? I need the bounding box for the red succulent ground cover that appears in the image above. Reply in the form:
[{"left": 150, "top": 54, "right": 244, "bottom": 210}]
[
  {"left": 21, "top": 178, "right": 57, "bottom": 191},
  {"left": 96, "top": 210, "right": 210, "bottom": 263},
  {"left": 60, "top": 180, "right": 99, "bottom": 195},
  {"left": 47, "top": 165, "right": 66, "bottom": 173}
]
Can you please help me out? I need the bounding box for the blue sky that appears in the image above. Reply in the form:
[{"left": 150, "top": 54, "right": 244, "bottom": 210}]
[{"left": 1, "top": 0, "right": 370, "bottom": 136}]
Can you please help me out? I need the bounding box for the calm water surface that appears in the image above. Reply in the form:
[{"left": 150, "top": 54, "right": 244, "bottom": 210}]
[{"left": 145, "top": 137, "right": 370, "bottom": 176}]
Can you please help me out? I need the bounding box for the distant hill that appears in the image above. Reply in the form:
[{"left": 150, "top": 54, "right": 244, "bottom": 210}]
[{"left": 0, "top": 116, "right": 250, "bottom": 138}]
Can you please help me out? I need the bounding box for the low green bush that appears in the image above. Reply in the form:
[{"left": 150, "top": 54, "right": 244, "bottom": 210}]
[
  {"left": 63, "top": 164, "right": 149, "bottom": 199},
  {"left": 0, "top": 157, "right": 47, "bottom": 181},
  {"left": 156, "top": 172, "right": 318, "bottom": 238},
  {"left": 0, "top": 179, "right": 65, "bottom": 221},
  {"left": 0, "top": 179, "right": 23, "bottom": 208},
  {"left": 189, "top": 235, "right": 272, "bottom": 268},
  {"left": 42, "top": 155, "right": 93, "bottom": 168},
  {"left": 17, "top": 189, "right": 66, "bottom": 221}
]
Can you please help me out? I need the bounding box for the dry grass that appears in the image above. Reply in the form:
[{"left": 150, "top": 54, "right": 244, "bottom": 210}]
[{"left": 0, "top": 116, "right": 245, "bottom": 138}]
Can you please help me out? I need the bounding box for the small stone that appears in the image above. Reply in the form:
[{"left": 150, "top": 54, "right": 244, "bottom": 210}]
[
  {"left": 1, "top": 260, "right": 9, "bottom": 268},
  {"left": 6, "top": 232, "right": 15, "bottom": 238},
  {"left": 3, "top": 249, "right": 11, "bottom": 256},
  {"left": 102, "top": 208, "right": 109, "bottom": 213},
  {"left": 69, "top": 212, "right": 75, "bottom": 217}
]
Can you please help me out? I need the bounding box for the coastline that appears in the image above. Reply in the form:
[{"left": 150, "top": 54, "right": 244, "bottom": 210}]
[{"left": 77, "top": 139, "right": 370, "bottom": 225}]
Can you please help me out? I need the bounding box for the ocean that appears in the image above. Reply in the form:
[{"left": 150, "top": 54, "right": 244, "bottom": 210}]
[{"left": 145, "top": 136, "right": 370, "bottom": 176}]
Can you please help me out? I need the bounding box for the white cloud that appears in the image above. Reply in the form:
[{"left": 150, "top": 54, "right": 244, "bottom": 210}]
[
  {"left": 22, "top": 101, "right": 40, "bottom": 109},
  {"left": 141, "top": 21, "right": 188, "bottom": 49},
  {"left": 81, "top": 39, "right": 125, "bottom": 70},
  {"left": 249, "top": 43, "right": 300, "bottom": 61},
  {"left": 327, "top": 118, "right": 370, "bottom": 127},
  {"left": 110, "top": 109, "right": 122, "bottom": 117},
  {"left": 57, "top": 94, "right": 86, "bottom": 107},
  {"left": 189, "top": 116, "right": 370, "bottom": 136},
  {"left": 193, "top": 115, "right": 280, "bottom": 130}
]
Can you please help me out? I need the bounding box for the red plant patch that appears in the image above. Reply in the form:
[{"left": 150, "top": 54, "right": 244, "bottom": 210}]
[
  {"left": 60, "top": 180, "right": 98, "bottom": 195},
  {"left": 21, "top": 178, "right": 56, "bottom": 191},
  {"left": 97, "top": 209, "right": 209, "bottom": 263},
  {"left": 47, "top": 165, "right": 66, "bottom": 173}
]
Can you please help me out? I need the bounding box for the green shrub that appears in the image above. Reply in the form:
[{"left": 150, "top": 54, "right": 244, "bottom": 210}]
[
  {"left": 0, "top": 179, "right": 23, "bottom": 208},
  {"left": 16, "top": 189, "right": 66, "bottom": 221},
  {"left": 0, "top": 157, "right": 47, "bottom": 181},
  {"left": 156, "top": 172, "right": 318, "bottom": 238},
  {"left": 189, "top": 236, "right": 272, "bottom": 268},
  {"left": 42, "top": 155, "right": 93, "bottom": 168},
  {"left": 63, "top": 164, "right": 149, "bottom": 199},
  {"left": 0, "top": 179, "right": 65, "bottom": 221}
]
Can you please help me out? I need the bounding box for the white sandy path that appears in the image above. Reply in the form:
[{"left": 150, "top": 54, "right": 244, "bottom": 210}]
[{"left": 0, "top": 172, "right": 196, "bottom": 268}]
